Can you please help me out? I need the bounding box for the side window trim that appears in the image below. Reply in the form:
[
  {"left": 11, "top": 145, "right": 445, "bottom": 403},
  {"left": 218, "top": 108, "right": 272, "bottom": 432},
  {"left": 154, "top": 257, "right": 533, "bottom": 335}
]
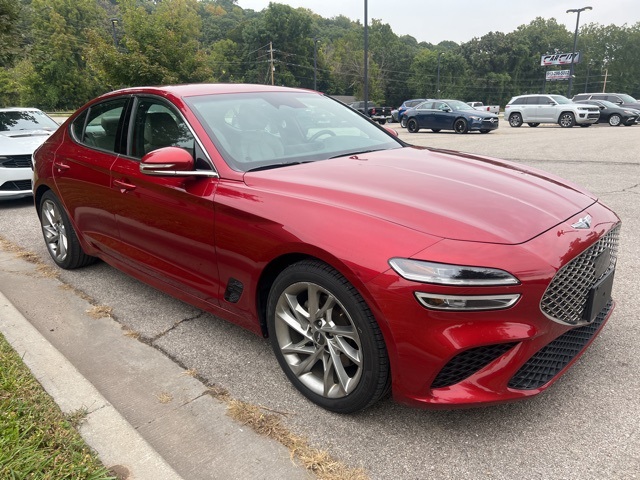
[{"left": 125, "top": 95, "right": 217, "bottom": 175}]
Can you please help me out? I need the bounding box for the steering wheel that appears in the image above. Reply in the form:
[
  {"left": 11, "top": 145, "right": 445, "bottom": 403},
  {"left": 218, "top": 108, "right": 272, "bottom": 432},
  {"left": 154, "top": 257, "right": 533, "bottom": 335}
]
[{"left": 308, "top": 129, "right": 337, "bottom": 142}]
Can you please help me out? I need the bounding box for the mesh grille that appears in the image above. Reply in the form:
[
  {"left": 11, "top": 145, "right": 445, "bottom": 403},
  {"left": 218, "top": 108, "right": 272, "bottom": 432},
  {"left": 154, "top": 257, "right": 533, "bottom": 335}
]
[
  {"left": 0, "top": 155, "right": 32, "bottom": 168},
  {"left": 431, "top": 343, "right": 517, "bottom": 389},
  {"left": 0, "top": 180, "right": 32, "bottom": 191},
  {"left": 540, "top": 225, "right": 619, "bottom": 325},
  {"left": 508, "top": 300, "right": 612, "bottom": 390}
]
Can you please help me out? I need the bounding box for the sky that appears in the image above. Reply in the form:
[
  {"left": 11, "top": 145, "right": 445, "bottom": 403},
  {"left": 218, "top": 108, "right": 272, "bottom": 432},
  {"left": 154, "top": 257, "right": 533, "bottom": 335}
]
[{"left": 236, "top": 0, "right": 640, "bottom": 44}]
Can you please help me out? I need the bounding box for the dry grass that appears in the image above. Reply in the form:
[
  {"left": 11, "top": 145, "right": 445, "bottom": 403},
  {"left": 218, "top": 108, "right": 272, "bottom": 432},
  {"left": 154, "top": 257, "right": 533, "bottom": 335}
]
[
  {"left": 227, "top": 400, "right": 368, "bottom": 480},
  {"left": 155, "top": 392, "right": 173, "bottom": 404},
  {"left": 86, "top": 305, "right": 113, "bottom": 320},
  {"left": 182, "top": 368, "right": 197, "bottom": 377}
]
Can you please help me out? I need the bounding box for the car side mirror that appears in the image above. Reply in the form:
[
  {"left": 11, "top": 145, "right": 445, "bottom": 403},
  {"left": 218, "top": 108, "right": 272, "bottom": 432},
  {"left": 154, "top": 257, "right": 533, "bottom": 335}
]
[
  {"left": 140, "top": 146, "right": 216, "bottom": 177},
  {"left": 384, "top": 126, "right": 399, "bottom": 137}
]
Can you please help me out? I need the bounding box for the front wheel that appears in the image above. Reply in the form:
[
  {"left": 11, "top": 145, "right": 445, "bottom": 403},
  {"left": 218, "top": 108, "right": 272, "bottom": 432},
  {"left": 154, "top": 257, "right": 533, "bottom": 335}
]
[
  {"left": 406, "top": 118, "right": 420, "bottom": 133},
  {"left": 558, "top": 112, "right": 575, "bottom": 128},
  {"left": 608, "top": 114, "right": 622, "bottom": 126},
  {"left": 39, "top": 191, "right": 96, "bottom": 269},
  {"left": 267, "top": 260, "right": 390, "bottom": 413},
  {"left": 509, "top": 113, "right": 523, "bottom": 128},
  {"left": 454, "top": 118, "right": 468, "bottom": 134}
]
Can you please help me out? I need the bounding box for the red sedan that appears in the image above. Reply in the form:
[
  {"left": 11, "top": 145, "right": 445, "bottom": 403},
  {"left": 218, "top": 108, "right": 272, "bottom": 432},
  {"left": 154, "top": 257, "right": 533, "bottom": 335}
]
[{"left": 33, "top": 84, "right": 620, "bottom": 413}]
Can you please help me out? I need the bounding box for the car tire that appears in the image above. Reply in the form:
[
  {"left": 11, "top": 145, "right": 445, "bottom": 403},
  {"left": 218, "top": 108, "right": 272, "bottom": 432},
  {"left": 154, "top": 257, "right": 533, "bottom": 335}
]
[
  {"left": 407, "top": 118, "right": 420, "bottom": 133},
  {"left": 527, "top": 123, "right": 540, "bottom": 127},
  {"left": 608, "top": 114, "right": 622, "bottom": 126},
  {"left": 431, "top": 128, "right": 441, "bottom": 133},
  {"left": 400, "top": 117, "right": 407, "bottom": 128},
  {"left": 378, "top": 119, "right": 386, "bottom": 125},
  {"left": 509, "top": 113, "right": 523, "bottom": 128},
  {"left": 267, "top": 260, "right": 390, "bottom": 413},
  {"left": 479, "top": 129, "right": 491, "bottom": 134},
  {"left": 579, "top": 124, "right": 591, "bottom": 127},
  {"left": 454, "top": 118, "right": 468, "bottom": 134},
  {"left": 39, "top": 191, "right": 96, "bottom": 269},
  {"left": 558, "top": 112, "right": 575, "bottom": 128}
]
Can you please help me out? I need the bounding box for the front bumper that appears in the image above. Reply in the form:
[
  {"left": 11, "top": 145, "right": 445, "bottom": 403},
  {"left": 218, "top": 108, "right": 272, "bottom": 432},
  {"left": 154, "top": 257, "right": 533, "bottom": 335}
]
[
  {"left": 365, "top": 201, "right": 620, "bottom": 408},
  {"left": 0, "top": 167, "right": 33, "bottom": 199}
]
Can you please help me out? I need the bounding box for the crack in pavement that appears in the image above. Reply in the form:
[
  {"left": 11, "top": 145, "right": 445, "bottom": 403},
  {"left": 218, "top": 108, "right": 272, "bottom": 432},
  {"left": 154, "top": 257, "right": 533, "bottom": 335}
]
[{"left": 150, "top": 311, "right": 206, "bottom": 343}]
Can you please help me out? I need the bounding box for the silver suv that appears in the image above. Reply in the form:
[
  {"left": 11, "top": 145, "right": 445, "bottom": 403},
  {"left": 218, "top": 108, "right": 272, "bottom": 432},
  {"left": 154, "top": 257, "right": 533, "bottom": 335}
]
[{"left": 505, "top": 94, "right": 600, "bottom": 128}]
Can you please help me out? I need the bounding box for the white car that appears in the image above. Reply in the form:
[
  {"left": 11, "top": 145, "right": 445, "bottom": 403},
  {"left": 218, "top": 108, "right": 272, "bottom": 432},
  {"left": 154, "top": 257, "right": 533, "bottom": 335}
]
[
  {"left": 0, "top": 108, "right": 59, "bottom": 199},
  {"left": 505, "top": 94, "right": 600, "bottom": 128}
]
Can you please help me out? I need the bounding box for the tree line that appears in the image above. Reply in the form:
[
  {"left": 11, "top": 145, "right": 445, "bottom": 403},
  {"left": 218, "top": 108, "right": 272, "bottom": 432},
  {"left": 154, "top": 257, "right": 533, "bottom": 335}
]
[{"left": 1, "top": 0, "right": 639, "bottom": 111}]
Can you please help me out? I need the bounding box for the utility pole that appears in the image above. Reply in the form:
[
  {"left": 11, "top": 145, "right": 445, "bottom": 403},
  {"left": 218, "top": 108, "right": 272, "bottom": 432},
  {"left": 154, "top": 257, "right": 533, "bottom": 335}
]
[
  {"left": 566, "top": 6, "right": 592, "bottom": 98},
  {"left": 313, "top": 38, "right": 319, "bottom": 91},
  {"left": 269, "top": 41, "right": 275, "bottom": 86},
  {"left": 602, "top": 68, "right": 608, "bottom": 93}
]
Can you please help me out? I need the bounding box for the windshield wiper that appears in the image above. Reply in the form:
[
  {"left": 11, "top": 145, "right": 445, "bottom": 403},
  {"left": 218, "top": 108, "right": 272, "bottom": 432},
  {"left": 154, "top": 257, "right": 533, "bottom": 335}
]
[
  {"left": 329, "top": 149, "right": 384, "bottom": 159},
  {"left": 246, "top": 161, "right": 312, "bottom": 172}
]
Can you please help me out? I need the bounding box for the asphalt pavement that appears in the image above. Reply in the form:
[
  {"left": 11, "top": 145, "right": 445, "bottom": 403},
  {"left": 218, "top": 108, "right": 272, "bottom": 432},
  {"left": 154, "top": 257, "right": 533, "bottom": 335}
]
[{"left": 1, "top": 121, "right": 639, "bottom": 479}]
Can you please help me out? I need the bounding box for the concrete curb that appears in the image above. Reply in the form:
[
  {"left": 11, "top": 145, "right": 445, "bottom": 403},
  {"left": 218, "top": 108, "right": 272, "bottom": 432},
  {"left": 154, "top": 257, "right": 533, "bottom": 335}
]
[{"left": 0, "top": 291, "right": 183, "bottom": 480}]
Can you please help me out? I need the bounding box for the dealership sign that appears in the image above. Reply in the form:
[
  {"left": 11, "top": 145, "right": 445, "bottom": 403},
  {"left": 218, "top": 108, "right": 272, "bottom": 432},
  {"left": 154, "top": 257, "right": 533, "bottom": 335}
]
[
  {"left": 546, "top": 70, "right": 571, "bottom": 81},
  {"left": 540, "top": 52, "right": 580, "bottom": 66}
]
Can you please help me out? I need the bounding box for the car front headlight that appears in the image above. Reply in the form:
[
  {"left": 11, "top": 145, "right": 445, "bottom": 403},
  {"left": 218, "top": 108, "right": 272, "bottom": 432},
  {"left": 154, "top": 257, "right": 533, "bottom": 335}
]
[
  {"left": 469, "top": 115, "right": 481, "bottom": 121},
  {"left": 388, "top": 258, "right": 520, "bottom": 286}
]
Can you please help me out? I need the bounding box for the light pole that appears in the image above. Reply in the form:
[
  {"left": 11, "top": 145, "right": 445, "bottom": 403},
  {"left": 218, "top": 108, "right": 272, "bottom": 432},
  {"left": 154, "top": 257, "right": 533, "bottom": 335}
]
[
  {"left": 436, "top": 52, "right": 443, "bottom": 99},
  {"left": 566, "top": 6, "right": 592, "bottom": 98},
  {"left": 363, "top": 0, "right": 368, "bottom": 114},
  {"left": 313, "top": 38, "right": 319, "bottom": 90},
  {"left": 110, "top": 18, "right": 118, "bottom": 48}
]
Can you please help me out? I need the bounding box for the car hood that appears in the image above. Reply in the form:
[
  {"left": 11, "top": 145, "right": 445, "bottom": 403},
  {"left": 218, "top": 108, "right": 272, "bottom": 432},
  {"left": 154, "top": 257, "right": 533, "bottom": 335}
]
[
  {"left": 243, "top": 147, "right": 596, "bottom": 245},
  {"left": 0, "top": 130, "right": 54, "bottom": 155}
]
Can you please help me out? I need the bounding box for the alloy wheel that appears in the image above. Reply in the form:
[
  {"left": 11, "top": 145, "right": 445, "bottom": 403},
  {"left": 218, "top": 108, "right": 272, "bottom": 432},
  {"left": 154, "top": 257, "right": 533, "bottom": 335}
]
[{"left": 41, "top": 198, "right": 68, "bottom": 263}]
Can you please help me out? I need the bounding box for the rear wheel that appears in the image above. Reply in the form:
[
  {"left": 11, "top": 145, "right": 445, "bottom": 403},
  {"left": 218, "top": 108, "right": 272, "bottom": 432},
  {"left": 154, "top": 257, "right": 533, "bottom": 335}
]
[
  {"left": 454, "top": 118, "right": 468, "bottom": 134},
  {"left": 527, "top": 123, "right": 540, "bottom": 127},
  {"left": 558, "top": 112, "right": 575, "bottom": 128},
  {"left": 509, "top": 113, "right": 523, "bottom": 128},
  {"left": 39, "top": 191, "right": 96, "bottom": 269},
  {"left": 608, "top": 114, "right": 622, "bottom": 126},
  {"left": 267, "top": 260, "right": 390, "bottom": 413},
  {"left": 407, "top": 118, "right": 420, "bottom": 133}
]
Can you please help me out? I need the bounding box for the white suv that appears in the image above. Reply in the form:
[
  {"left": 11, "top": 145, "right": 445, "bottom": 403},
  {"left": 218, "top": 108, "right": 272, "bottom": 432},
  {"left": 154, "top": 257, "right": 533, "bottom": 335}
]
[{"left": 505, "top": 94, "right": 600, "bottom": 128}]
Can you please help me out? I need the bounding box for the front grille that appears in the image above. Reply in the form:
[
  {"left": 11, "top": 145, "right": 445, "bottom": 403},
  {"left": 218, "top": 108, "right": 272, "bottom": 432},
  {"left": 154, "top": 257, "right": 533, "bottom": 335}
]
[
  {"left": 431, "top": 342, "right": 517, "bottom": 389},
  {"left": 0, "top": 155, "right": 32, "bottom": 168},
  {"left": 540, "top": 225, "right": 619, "bottom": 325},
  {"left": 587, "top": 113, "right": 600, "bottom": 119},
  {"left": 508, "top": 300, "right": 612, "bottom": 390},
  {"left": 0, "top": 180, "right": 32, "bottom": 192}
]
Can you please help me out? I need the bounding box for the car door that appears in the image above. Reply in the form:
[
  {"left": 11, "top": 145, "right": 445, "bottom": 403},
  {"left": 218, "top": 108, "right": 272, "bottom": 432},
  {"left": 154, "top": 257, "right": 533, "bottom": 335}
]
[
  {"left": 413, "top": 101, "right": 435, "bottom": 128},
  {"left": 432, "top": 101, "right": 455, "bottom": 129},
  {"left": 535, "top": 96, "right": 557, "bottom": 122},
  {"left": 52, "top": 98, "right": 129, "bottom": 253},
  {"left": 110, "top": 96, "right": 222, "bottom": 304}
]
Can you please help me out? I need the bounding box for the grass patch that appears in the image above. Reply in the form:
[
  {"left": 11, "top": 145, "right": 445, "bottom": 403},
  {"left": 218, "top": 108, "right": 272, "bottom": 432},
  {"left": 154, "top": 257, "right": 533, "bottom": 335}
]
[{"left": 0, "top": 333, "right": 115, "bottom": 479}]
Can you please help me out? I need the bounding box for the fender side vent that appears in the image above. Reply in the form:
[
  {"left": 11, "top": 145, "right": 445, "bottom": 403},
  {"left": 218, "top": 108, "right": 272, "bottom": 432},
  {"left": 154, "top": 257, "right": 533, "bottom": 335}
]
[{"left": 224, "top": 278, "right": 244, "bottom": 303}]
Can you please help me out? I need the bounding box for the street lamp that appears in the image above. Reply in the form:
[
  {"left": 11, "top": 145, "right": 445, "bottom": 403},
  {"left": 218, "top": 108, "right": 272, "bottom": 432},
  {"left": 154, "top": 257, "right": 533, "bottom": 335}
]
[
  {"left": 110, "top": 18, "right": 118, "bottom": 48},
  {"left": 436, "top": 52, "right": 443, "bottom": 99},
  {"left": 363, "top": 0, "right": 368, "bottom": 114},
  {"left": 566, "top": 6, "right": 592, "bottom": 98},
  {"left": 313, "top": 38, "right": 320, "bottom": 91}
]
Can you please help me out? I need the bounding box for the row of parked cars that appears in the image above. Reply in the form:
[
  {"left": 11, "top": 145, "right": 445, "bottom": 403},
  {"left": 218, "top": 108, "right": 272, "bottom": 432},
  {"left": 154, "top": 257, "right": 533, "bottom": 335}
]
[{"left": 390, "top": 92, "right": 639, "bottom": 134}]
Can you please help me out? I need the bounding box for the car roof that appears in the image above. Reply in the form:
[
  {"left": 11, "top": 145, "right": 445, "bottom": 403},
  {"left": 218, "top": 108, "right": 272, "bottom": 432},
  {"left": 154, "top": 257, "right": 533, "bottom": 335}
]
[{"left": 99, "top": 83, "right": 315, "bottom": 100}]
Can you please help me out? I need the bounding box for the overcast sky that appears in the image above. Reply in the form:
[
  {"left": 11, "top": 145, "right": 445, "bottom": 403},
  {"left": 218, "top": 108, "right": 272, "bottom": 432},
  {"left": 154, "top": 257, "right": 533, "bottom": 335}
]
[{"left": 236, "top": 0, "right": 639, "bottom": 44}]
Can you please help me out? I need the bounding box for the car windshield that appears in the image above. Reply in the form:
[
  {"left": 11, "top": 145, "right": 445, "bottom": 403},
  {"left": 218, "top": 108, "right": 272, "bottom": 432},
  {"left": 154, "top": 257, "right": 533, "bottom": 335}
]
[
  {"left": 617, "top": 94, "right": 637, "bottom": 103},
  {"left": 0, "top": 110, "right": 59, "bottom": 132},
  {"left": 550, "top": 95, "right": 572, "bottom": 104},
  {"left": 185, "top": 92, "right": 402, "bottom": 172},
  {"left": 447, "top": 100, "right": 475, "bottom": 111}
]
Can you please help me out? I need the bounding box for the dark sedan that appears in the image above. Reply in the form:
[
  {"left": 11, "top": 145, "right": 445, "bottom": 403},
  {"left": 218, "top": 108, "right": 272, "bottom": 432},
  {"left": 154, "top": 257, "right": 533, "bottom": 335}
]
[
  {"left": 574, "top": 100, "right": 639, "bottom": 126},
  {"left": 404, "top": 100, "right": 499, "bottom": 134}
]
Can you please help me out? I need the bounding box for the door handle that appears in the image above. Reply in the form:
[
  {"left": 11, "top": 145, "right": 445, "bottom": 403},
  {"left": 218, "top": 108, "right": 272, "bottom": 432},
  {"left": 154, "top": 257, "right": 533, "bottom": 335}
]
[
  {"left": 53, "top": 161, "right": 70, "bottom": 172},
  {"left": 113, "top": 179, "right": 136, "bottom": 192}
]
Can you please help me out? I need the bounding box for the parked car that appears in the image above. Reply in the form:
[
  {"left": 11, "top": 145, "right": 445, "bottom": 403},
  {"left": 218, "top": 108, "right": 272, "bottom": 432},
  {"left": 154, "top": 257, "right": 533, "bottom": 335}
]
[
  {"left": 466, "top": 101, "right": 500, "bottom": 115},
  {"left": 505, "top": 94, "right": 600, "bottom": 128},
  {"left": 397, "top": 98, "right": 427, "bottom": 124},
  {"left": 348, "top": 101, "right": 392, "bottom": 124},
  {"left": 33, "top": 84, "right": 620, "bottom": 413},
  {"left": 404, "top": 99, "right": 499, "bottom": 134},
  {"left": 0, "top": 108, "right": 59, "bottom": 200},
  {"left": 390, "top": 108, "right": 399, "bottom": 123},
  {"left": 572, "top": 92, "right": 640, "bottom": 112},
  {"left": 574, "top": 99, "right": 639, "bottom": 126}
]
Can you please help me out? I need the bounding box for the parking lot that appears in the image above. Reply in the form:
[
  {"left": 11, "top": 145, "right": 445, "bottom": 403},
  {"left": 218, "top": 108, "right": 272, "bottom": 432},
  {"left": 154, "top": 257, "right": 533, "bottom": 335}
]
[{"left": 1, "top": 122, "right": 639, "bottom": 479}]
